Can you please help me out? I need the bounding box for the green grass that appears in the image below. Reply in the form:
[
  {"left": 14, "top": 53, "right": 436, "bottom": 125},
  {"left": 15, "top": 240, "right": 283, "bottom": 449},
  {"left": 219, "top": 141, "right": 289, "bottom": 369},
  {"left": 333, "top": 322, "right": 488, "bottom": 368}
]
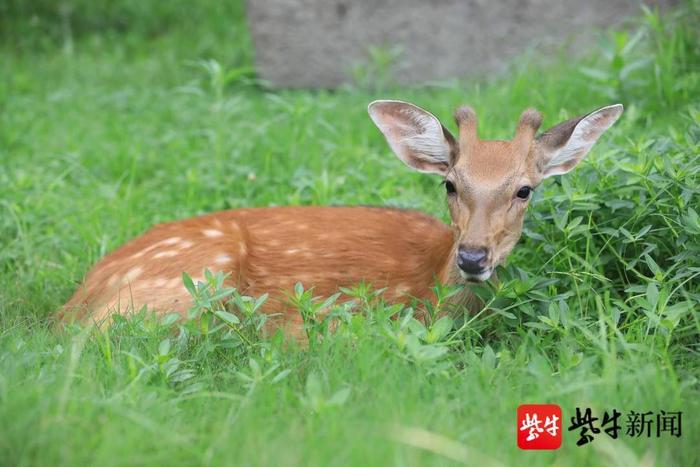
[{"left": 1, "top": 1, "right": 699, "bottom": 466}]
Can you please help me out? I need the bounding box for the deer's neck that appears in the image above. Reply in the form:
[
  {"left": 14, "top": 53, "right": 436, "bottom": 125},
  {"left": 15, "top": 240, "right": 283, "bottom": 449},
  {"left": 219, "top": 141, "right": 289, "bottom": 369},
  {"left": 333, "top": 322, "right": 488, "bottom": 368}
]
[{"left": 437, "top": 244, "right": 460, "bottom": 285}]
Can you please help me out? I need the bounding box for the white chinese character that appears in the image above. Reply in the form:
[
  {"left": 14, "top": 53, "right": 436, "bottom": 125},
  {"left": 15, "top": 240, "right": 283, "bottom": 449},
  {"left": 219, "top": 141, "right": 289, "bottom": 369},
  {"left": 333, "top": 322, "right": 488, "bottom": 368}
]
[
  {"left": 520, "top": 413, "right": 544, "bottom": 441},
  {"left": 545, "top": 414, "right": 560, "bottom": 437}
]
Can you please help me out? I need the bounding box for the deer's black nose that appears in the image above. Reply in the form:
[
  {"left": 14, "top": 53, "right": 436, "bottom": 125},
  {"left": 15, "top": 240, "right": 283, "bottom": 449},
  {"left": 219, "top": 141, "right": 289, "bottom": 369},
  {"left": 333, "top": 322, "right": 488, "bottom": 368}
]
[{"left": 457, "top": 246, "right": 488, "bottom": 274}]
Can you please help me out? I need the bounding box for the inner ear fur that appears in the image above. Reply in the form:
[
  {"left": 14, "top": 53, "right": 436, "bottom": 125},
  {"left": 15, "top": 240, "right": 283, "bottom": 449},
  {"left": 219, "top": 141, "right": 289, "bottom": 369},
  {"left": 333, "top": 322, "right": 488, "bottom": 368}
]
[{"left": 368, "top": 100, "right": 457, "bottom": 175}]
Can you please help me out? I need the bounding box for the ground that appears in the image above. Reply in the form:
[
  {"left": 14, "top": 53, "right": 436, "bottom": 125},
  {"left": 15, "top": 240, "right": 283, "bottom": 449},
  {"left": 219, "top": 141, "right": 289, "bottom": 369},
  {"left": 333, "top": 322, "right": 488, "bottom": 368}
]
[{"left": 1, "top": 1, "right": 699, "bottom": 466}]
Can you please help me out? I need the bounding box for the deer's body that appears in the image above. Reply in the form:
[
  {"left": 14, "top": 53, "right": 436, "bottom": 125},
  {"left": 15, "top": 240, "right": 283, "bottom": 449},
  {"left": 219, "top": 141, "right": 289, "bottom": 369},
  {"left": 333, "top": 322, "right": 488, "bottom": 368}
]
[
  {"left": 62, "top": 206, "right": 461, "bottom": 332},
  {"left": 60, "top": 99, "right": 622, "bottom": 335}
]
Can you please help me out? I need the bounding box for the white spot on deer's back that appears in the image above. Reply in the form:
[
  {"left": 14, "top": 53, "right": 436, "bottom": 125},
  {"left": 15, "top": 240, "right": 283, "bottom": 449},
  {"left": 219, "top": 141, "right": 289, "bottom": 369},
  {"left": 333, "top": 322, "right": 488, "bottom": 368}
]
[
  {"left": 153, "top": 278, "right": 167, "bottom": 287},
  {"left": 131, "top": 237, "right": 182, "bottom": 259},
  {"left": 153, "top": 250, "right": 178, "bottom": 259},
  {"left": 166, "top": 278, "right": 182, "bottom": 289},
  {"left": 285, "top": 248, "right": 302, "bottom": 255},
  {"left": 203, "top": 229, "right": 223, "bottom": 238},
  {"left": 214, "top": 254, "right": 232, "bottom": 265},
  {"left": 123, "top": 266, "right": 143, "bottom": 283},
  {"left": 179, "top": 240, "right": 194, "bottom": 249}
]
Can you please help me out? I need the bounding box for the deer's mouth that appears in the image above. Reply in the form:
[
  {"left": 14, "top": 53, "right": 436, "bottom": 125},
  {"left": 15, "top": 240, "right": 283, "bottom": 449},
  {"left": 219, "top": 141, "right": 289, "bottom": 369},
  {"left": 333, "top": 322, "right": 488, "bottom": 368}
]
[{"left": 459, "top": 267, "right": 493, "bottom": 283}]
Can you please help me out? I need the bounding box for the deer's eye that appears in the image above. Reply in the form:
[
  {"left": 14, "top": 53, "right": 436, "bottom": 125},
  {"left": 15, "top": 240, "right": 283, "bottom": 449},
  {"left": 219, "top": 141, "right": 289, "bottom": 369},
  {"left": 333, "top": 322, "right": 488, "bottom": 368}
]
[
  {"left": 516, "top": 186, "right": 532, "bottom": 200},
  {"left": 444, "top": 180, "right": 456, "bottom": 195}
]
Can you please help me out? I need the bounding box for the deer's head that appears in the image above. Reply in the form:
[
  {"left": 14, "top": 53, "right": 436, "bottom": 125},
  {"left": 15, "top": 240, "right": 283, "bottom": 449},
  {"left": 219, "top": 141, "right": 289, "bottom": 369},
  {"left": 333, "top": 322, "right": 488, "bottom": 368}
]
[{"left": 368, "top": 100, "right": 623, "bottom": 282}]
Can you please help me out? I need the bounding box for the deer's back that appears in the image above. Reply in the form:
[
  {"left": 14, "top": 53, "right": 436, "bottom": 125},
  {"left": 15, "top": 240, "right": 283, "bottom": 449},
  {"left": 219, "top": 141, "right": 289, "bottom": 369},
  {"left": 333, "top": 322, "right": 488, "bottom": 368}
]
[{"left": 60, "top": 206, "right": 454, "bottom": 328}]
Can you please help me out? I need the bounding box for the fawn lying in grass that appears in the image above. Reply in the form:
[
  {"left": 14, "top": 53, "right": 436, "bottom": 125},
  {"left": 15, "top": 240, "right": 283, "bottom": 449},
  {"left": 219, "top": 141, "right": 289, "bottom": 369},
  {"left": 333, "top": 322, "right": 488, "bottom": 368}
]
[{"left": 60, "top": 100, "right": 622, "bottom": 336}]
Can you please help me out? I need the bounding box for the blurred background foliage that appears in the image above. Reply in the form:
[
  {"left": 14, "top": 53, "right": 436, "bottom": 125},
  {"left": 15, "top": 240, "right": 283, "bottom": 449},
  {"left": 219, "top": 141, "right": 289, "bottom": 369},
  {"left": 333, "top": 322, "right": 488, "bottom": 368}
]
[{"left": 1, "top": 0, "right": 248, "bottom": 54}]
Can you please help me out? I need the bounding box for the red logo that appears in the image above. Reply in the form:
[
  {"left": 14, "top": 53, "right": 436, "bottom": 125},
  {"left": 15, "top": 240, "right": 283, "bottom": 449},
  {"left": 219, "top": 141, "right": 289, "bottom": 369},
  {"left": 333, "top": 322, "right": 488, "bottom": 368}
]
[{"left": 517, "top": 404, "right": 562, "bottom": 450}]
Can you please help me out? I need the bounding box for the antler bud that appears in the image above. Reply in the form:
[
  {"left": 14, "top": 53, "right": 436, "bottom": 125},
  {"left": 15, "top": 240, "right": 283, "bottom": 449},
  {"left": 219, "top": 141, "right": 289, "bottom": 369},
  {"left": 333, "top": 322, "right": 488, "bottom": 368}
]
[
  {"left": 454, "top": 106, "right": 479, "bottom": 155},
  {"left": 513, "top": 108, "right": 543, "bottom": 152}
]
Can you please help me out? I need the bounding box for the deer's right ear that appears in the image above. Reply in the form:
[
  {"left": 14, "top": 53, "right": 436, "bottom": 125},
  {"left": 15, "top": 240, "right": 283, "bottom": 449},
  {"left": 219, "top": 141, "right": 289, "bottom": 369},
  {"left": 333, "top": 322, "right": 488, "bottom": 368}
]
[
  {"left": 537, "top": 104, "right": 623, "bottom": 178},
  {"left": 368, "top": 100, "right": 456, "bottom": 175}
]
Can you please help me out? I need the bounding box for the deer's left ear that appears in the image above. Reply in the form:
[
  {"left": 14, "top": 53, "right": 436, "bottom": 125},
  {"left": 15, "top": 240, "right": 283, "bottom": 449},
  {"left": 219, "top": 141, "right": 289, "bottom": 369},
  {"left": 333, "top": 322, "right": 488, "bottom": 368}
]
[{"left": 537, "top": 104, "right": 623, "bottom": 178}]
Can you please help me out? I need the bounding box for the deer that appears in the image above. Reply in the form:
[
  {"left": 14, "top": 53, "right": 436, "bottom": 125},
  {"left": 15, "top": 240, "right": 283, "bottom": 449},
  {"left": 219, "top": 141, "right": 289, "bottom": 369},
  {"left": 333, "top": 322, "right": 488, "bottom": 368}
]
[{"left": 59, "top": 100, "right": 623, "bottom": 337}]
